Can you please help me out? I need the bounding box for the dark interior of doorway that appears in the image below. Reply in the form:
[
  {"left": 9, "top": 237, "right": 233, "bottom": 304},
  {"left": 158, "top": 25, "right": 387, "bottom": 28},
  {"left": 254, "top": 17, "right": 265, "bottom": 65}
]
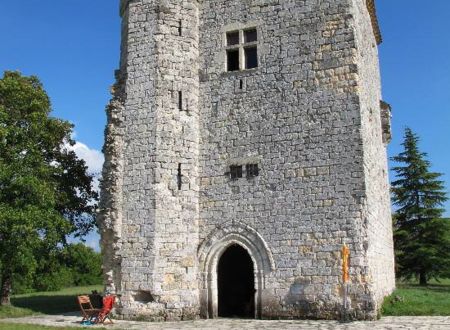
[{"left": 218, "top": 244, "right": 255, "bottom": 318}]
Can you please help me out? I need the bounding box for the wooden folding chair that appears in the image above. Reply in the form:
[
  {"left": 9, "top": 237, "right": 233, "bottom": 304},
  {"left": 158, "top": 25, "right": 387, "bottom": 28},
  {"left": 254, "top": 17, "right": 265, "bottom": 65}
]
[{"left": 77, "top": 295, "right": 101, "bottom": 323}]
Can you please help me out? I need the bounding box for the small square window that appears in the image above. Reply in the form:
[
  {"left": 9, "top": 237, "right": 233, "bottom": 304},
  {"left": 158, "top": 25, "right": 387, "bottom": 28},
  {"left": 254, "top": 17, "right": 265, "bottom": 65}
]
[
  {"left": 230, "top": 165, "right": 243, "bottom": 180},
  {"left": 244, "top": 47, "right": 258, "bottom": 69},
  {"left": 227, "top": 49, "right": 240, "bottom": 72},
  {"left": 246, "top": 164, "right": 259, "bottom": 178},
  {"left": 226, "top": 31, "right": 239, "bottom": 46},
  {"left": 244, "top": 29, "right": 257, "bottom": 43}
]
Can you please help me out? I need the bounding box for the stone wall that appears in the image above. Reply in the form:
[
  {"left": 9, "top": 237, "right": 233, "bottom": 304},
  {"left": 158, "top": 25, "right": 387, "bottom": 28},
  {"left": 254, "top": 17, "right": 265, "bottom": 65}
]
[
  {"left": 198, "top": 0, "right": 391, "bottom": 320},
  {"left": 350, "top": 0, "right": 396, "bottom": 308},
  {"left": 101, "top": 0, "right": 201, "bottom": 321},
  {"left": 99, "top": 0, "right": 395, "bottom": 321}
]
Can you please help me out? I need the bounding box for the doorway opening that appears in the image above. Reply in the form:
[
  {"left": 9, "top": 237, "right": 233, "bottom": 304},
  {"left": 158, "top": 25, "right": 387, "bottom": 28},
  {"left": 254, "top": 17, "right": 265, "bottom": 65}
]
[{"left": 217, "top": 244, "right": 255, "bottom": 318}]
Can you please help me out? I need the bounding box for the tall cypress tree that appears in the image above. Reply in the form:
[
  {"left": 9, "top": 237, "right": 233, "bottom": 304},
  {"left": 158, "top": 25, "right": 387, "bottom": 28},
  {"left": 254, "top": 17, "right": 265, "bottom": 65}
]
[{"left": 391, "top": 128, "right": 450, "bottom": 285}]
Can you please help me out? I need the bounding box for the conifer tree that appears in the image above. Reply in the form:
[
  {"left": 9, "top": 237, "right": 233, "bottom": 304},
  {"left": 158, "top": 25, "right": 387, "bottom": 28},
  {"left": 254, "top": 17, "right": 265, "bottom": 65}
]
[{"left": 391, "top": 128, "right": 450, "bottom": 285}]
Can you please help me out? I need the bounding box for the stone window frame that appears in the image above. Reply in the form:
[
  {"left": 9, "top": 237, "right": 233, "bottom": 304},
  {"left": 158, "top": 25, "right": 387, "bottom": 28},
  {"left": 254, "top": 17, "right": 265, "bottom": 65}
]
[
  {"left": 224, "top": 25, "right": 260, "bottom": 72},
  {"left": 246, "top": 164, "right": 259, "bottom": 178},
  {"left": 228, "top": 163, "right": 261, "bottom": 181},
  {"left": 229, "top": 165, "right": 243, "bottom": 180},
  {"left": 226, "top": 156, "right": 262, "bottom": 182}
]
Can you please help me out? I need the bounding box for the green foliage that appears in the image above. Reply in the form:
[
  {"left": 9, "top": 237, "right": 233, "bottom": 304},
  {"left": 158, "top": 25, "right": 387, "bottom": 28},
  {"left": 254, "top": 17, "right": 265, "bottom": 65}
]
[
  {"left": 11, "top": 272, "right": 36, "bottom": 295},
  {"left": 391, "top": 128, "right": 450, "bottom": 285},
  {"left": 60, "top": 243, "right": 102, "bottom": 287},
  {"left": 33, "top": 267, "right": 73, "bottom": 293},
  {"left": 0, "top": 71, "right": 98, "bottom": 304},
  {"left": 10, "top": 244, "right": 102, "bottom": 294}
]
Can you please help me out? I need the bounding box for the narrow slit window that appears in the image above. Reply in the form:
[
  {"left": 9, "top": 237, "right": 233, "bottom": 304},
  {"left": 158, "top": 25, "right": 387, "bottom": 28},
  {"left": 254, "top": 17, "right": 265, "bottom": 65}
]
[
  {"left": 178, "top": 91, "right": 183, "bottom": 110},
  {"left": 244, "top": 29, "right": 258, "bottom": 43},
  {"left": 212, "top": 102, "right": 219, "bottom": 114},
  {"left": 178, "top": 20, "right": 182, "bottom": 36},
  {"left": 239, "top": 79, "right": 243, "bottom": 89},
  {"left": 245, "top": 47, "right": 258, "bottom": 69},
  {"left": 230, "top": 165, "right": 243, "bottom": 180},
  {"left": 177, "top": 163, "right": 182, "bottom": 190},
  {"left": 227, "top": 49, "right": 240, "bottom": 72},
  {"left": 226, "top": 31, "right": 239, "bottom": 46},
  {"left": 246, "top": 164, "right": 259, "bottom": 178}
]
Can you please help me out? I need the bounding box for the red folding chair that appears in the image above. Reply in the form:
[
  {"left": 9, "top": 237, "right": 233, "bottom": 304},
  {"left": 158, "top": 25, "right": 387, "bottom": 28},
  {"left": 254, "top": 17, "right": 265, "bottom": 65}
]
[{"left": 93, "top": 295, "right": 116, "bottom": 324}]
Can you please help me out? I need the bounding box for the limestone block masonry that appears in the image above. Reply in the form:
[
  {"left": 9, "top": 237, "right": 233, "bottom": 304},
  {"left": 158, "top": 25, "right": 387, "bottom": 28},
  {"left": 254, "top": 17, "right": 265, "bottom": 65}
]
[{"left": 99, "top": 0, "right": 395, "bottom": 322}]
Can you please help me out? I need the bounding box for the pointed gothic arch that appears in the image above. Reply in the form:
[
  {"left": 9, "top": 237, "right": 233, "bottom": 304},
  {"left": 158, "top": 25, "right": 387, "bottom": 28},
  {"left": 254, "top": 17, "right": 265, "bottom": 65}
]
[{"left": 198, "top": 222, "right": 275, "bottom": 318}]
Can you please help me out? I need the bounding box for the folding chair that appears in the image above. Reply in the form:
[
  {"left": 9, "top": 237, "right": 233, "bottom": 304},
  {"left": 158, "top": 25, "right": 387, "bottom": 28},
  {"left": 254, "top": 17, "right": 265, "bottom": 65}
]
[
  {"left": 93, "top": 295, "right": 116, "bottom": 324},
  {"left": 77, "top": 295, "right": 101, "bottom": 323}
]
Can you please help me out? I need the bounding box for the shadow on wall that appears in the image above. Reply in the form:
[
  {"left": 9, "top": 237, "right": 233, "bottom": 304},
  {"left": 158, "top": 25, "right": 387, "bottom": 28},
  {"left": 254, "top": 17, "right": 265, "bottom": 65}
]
[{"left": 262, "top": 282, "right": 342, "bottom": 320}]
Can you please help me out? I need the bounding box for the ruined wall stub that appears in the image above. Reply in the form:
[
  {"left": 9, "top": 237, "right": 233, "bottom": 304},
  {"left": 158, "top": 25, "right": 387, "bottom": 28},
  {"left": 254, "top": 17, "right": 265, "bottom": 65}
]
[{"left": 98, "top": 0, "right": 395, "bottom": 321}]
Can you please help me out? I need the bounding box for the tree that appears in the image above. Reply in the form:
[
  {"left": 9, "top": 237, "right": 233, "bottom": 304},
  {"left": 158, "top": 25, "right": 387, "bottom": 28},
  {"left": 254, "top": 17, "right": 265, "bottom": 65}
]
[
  {"left": 60, "top": 243, "right": 102, "bottom": 286},
  {"left": 31, "top": 243, "right": 102, "bottom": 292},
  {"left": 391, "top": 127, "right": 450, "bottom": 285},
  {"left": 0, "top": 71, "right": 98, "bottom": 305},
  {"left": 9, "top": 243, "right": 102, "bottom": 294},
  {"left": 32, "top": 248, "right": 74, "bottom": 292}
]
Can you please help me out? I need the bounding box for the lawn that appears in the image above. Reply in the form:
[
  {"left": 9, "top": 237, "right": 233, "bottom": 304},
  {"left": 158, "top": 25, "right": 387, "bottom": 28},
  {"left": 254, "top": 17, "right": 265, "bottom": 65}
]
[
  {"left": 0, "top": 281, "right": 449, "bottom": 324},
  {"left": 0, "top": 285, "right": 102, "bottom": 319},
  {"left": 382, "top": 279, "right": 450, "bottom": 316},
  {"left": 0, "top": 324, "right": 101, "bottom": 330}
]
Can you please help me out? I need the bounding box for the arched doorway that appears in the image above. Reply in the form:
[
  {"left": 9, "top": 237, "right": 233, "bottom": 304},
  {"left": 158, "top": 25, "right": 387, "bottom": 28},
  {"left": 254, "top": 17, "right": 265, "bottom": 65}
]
[
  {"left": 198, "top": 222, "right": 275, "bottom": 319},
  {"left": 217, "top": 244, "right": 255, "bottom": 318}
]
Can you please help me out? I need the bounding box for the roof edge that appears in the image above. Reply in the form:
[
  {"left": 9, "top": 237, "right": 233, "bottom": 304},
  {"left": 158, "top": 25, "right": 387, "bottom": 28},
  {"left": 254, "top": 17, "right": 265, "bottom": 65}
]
[
  {"left": 120, "top": 0, "right": 130, "bottom": 17},
  {"left": 366, "top": 0, "right": 382, "bottom": 45},
  {"left": 119, "top": 0, "right": 383, "bottom": 45}
]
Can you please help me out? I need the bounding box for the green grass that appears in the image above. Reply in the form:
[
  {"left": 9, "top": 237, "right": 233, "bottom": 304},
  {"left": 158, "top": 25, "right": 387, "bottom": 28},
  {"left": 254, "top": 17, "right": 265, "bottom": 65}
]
[
  {"left": 0, "top": 285, "right": 102, "bottom": 319},
  {"left": 382, "top": 279, "right": 450, "bottom": 316},
  {"left": 1, "top": 281, "right": 449, "bottom": 322},
  {"left": 0, "top": 306, "right": 35, "bottom": 319},
  {"left": 0, "top": 323, "right": 103, "bottom": 330}
]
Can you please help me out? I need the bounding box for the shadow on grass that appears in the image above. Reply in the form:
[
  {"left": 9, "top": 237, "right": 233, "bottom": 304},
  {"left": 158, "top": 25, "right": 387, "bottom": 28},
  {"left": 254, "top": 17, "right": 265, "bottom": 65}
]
[
  {"left": 11, "top": 295, "right": 80, "bottom": 315},
  {"left": 398, "top": 283, "right": 450, "bottom": 293}
]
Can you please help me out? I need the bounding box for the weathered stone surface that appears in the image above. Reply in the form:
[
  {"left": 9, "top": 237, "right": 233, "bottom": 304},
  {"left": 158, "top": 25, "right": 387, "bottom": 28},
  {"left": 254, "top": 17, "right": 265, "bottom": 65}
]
[
  {"left": 98, "top": 0, "right": 395, "bottom": 321},
  {"left": 3, "top": 315, "right": 450, "bottom": 330}
]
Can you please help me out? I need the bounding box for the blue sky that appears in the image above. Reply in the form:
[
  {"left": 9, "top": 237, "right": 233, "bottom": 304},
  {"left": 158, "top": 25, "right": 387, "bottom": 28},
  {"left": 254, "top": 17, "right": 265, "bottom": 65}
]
[
  {"left": 377, "top": 1, "right": 450, "bottom": 217},
  {"left": 1, "top": 1, "right": 449, "bottom": 249}
]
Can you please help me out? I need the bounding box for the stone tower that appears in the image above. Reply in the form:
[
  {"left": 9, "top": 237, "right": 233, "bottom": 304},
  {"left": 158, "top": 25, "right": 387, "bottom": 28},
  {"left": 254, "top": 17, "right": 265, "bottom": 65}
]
[{"left": 99, "top": 0, "right": 395, "bottom": 321}]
